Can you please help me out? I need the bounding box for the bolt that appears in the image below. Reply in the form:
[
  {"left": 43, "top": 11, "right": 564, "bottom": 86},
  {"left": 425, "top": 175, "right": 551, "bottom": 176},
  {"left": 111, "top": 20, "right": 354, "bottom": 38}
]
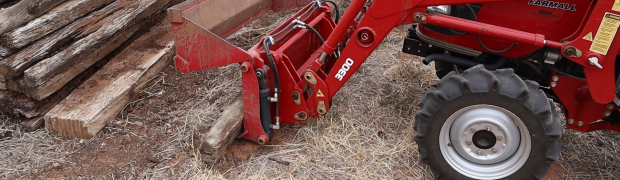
[
  {"left": 577, "top": 121, "right": 584, "bottom": 126},
  {"left": 256, "top": 71, "right": 263, "bottom": 77},
  {"left": 346, "top": 29, "right": 352, "bottom": 34},
  {"left": 486, "top": 126, "right": 491, "bottom": 131},
  {"left": 477, "top": 150, "right": 482, "bottom": 155},
  {"left": 608, "top": 104, "right": 615, "bottom": 110},
  {"left": 413, "top": 13, "right": 426, "bottom": 22},
  {"left": 470, "top": 128, "right": 476, "bottom": 133},
  {"left": 492, "top": 148, "right": 498, "bottom": 153},
  {"left": 568, "top": 119, "right": 574, "bottom": 124},
  {"left": 292, "top": 91, "right": 300, "bottom": 100},
  {"left": 564, "top": 46, "right": 576, "bottom": 56},
  {"left": 240, "top": 64, "right": 249, "bottom": 72},
  {"left": 550, "top": 82, "right": 557, "bottom": 88},
  {"left": 552, "top": 76, "right": 559, "bottom": 82},
  {"left": 466, "top": 140, "right": 472, "bottom": 145},
  {"left": 258, "top": 135, "right": 269, "bottom": 145},
  {"left": 605, "top": 111, "right": 611, "bottom": 116},
  {"left": 497, "top": 136, "right": 503, "bottom": 141}
]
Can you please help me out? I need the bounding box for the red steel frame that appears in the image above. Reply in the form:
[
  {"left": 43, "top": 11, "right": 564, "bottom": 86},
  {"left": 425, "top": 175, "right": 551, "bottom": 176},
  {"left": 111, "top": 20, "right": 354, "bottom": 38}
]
[{"left": 170, "top": 0, "right": 620, "bottom": 143}]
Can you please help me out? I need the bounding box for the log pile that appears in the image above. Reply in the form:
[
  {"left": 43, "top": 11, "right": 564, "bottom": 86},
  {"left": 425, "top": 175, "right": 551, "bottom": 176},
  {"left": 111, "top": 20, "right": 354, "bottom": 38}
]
[{"left": 0, "top": 0, "right": 183, "bottom": 137}]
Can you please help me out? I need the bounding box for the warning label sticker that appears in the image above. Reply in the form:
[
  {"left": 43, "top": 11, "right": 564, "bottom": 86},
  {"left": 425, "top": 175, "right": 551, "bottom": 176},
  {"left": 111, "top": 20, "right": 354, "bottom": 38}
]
[
  {"left": 590, "top": 13, "right": 620, "bottom": 55},
  {"left": 583, "top": 32, "right": 593, "bottom": 41},
  {"left": 614, "top": 0, "right": 620, "bottom": 12}
]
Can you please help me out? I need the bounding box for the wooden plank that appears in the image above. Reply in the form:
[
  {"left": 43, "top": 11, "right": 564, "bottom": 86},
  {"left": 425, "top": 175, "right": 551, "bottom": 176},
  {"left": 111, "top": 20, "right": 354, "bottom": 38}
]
[
  {"left": 45, "top": 21, "right": 175, "bottom": 138},
  {"left": 0, "top": 0, "right": 126, "bottom": 80},
  {"left": 0, "top": 73, "right": 4, "bottom": 90},
  {"left": 0, "top": 0, "right": 115, "bottom": 57},
  {"left": 0, "top": 0, "right": 19, "bottom": 10},
  {"left": 20, "top": 116, "right": 45, "bottom": 132},
  {"left": 199, "top": 99, "right": 245, "bottom": 164},
  {"left": 21, "top": 0, "right": 178, "bottom": 101},
  {"left": 0, "top": 0, "right": 68, "bottom": 35}
]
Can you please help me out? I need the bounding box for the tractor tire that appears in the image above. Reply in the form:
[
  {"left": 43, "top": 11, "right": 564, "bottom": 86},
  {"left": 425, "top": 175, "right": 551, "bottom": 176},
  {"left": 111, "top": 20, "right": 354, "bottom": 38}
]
[{"left": 414, "top": 65, "right": 561, "bottom": 180}]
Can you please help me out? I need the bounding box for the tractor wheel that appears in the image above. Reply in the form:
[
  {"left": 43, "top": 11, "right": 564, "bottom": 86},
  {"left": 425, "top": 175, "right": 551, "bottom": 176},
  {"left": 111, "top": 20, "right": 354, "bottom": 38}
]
[{"left": 414, "top": 65, "right": 561, "bottom": 180}]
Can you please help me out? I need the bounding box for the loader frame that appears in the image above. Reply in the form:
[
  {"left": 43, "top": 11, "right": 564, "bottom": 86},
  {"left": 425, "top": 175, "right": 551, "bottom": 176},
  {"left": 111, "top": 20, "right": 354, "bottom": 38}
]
[{"left": 169, "top": 0, "right": 620, "bottom": 144}]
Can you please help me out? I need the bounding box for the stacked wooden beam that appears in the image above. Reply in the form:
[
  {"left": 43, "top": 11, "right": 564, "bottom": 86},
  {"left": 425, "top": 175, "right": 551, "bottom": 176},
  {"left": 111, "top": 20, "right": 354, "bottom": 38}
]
[{"left": 0, "top": 0, "right": 183, "bottom": 137}]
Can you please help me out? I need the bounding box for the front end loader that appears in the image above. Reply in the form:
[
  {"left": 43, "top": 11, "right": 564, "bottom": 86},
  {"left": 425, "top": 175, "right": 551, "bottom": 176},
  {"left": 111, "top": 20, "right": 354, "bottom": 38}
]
[{"left": 168, "top": 0, "right": 620, "bottom": 179}]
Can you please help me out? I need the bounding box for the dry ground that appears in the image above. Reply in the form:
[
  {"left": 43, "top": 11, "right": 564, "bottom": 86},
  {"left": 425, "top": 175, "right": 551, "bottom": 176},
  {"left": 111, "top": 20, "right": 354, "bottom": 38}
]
[{"left": 1, "top": 1, "right": 620, "bottom": 179}]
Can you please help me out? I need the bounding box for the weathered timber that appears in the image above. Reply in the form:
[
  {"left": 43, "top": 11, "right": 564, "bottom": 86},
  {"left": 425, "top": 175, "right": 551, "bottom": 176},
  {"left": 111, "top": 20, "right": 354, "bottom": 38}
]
[
  {"left": 0, "top": 0, "right": 125, "bottom": 80},
  {"left": 0, "top": 0, "right": 68, "bottom": 35},
  {"left": 199, "top": 99, "right": 245, "bottom": 164},
  {"left": 45, "top": 22, "right": 175, "bottom": 138},
  {"left": 0, "top": 0, "right": 18, "bottom": 10},
  {"left": 0, "top": 0, "right": 114, "bottom": 57},
  {"left": 0, "top": 73, "right": 4, "bottom": 89},
  {"left": 20, "top": 116, "right": 45, "bottom": 132},
  {"left": 21, "top": 0, "right": 180, "bottom": 101}
]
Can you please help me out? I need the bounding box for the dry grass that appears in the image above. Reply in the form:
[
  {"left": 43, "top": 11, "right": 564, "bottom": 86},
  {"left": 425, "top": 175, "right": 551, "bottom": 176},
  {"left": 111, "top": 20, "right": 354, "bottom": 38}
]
[
  {"left": 218, "top": 27, "right": 436, "bottom": 179},
  {"left": 1, "top": 1, "right": 620, "bottom": 179}
]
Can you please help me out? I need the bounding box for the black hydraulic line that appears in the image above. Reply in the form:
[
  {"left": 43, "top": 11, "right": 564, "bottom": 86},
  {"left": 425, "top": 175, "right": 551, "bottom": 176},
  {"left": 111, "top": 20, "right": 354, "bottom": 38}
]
[
  {"left": 321, "top": 0, "right": 340, "bottom": 24},
  {"left": 423, "top": 54, "right": 507, "bottom": 70},
  {"left": 460, "top": 4, "right": 517, "bottom": 54},
  {"left": 256, "top": 68, "right": 273, "bottom": 137},
  {"left": 305, "top": 24, "right": 325, "bottom": 44},
  {"left": 476, "top": 36, "right": 518, "bottom": 54},
  {"left": 263, "top": 39, "right": 281, "bottom": 134},
  {"left": 272, "top": 3, "right": 317, "bottom": 39}
]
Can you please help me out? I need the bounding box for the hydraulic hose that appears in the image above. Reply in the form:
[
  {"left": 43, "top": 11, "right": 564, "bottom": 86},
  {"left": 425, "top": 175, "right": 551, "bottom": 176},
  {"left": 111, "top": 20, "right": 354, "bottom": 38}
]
[{"left": 321, "top": 0, "right": 340, "bottom": 24}]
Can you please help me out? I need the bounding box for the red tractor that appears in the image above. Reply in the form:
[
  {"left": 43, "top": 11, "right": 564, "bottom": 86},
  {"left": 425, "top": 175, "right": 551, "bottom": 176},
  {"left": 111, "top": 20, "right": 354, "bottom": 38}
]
[{"left": 169, "top": 0, "right": 620, "bottom": 179}]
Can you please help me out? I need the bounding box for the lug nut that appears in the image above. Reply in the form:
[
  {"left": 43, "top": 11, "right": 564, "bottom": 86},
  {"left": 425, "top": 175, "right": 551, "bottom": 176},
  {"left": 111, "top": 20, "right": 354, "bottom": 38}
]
[
  {"left": 497, "top": 136, "right": 503, "bottom": 141},
  {"left": 486, "top": 126, "right": 491, "bottom": 131},
  {"left": 492, "top": 148, "right": 498, "bottom": 153},
  {"left": 470, "top": 128, "right": 476, "bottom": 133},
  {"left": 477, "top": 150, "right": 482, "bottom": 155},
  {"left": 466, "top": 140, "right": 472, "bottom": 145},
  {"left": 605, "top": 111, "right": 611, "bottom": 116},
  {"left": 608, "top": 104, "right": 615, "bottom": 110},
  {"left": 568, "top": 119, "right": 574, "bottom": 124}
]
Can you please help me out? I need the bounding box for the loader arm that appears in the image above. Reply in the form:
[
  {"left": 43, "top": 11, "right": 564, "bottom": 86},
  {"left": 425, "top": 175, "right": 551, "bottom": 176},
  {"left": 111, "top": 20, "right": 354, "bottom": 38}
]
[{"left": 169, "top": 0, "right": 620, "bottom": 144}]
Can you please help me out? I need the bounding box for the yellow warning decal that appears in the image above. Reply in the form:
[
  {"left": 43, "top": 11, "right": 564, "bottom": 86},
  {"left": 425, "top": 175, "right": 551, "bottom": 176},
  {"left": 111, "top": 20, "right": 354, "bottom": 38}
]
[
  {"left": 614, "top": 0, "right": 620, "bottom": 12},
  {"left": 316, "top": 90, "right": 325, "bottom": 97},
  {"left": 583, "top": 32, "right": 593, "bottom": 41},
  {"left": 590, "top": 13, "right": 620, "bottom": 55}
]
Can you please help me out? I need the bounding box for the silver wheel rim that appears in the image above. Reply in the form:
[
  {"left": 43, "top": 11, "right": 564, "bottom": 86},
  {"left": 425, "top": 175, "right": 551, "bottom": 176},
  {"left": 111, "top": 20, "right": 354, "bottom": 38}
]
[{"left": 439, "top": 104, "right": 531, "bottom": 179}]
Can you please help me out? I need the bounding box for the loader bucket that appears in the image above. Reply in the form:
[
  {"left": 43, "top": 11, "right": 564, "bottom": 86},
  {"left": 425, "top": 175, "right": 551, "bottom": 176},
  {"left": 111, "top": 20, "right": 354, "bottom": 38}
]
[
  {"left": 168, "top": 0, "right": 336, "bottom": 144},
  {"left": 167, "top": 0, "right": 311, "bottom": 72}
]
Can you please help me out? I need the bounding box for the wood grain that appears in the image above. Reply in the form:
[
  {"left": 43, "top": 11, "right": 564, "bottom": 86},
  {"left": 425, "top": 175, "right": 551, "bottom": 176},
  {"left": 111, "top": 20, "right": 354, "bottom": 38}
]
[
  {"left": 0, "top": 0, "right": 114, "bottom": 57},
  {"left": 45, "top": 20, "right": 175, "bottom": 138},
  {"left": 199, "top": 99, "right": 245, "bottom": 164}
]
